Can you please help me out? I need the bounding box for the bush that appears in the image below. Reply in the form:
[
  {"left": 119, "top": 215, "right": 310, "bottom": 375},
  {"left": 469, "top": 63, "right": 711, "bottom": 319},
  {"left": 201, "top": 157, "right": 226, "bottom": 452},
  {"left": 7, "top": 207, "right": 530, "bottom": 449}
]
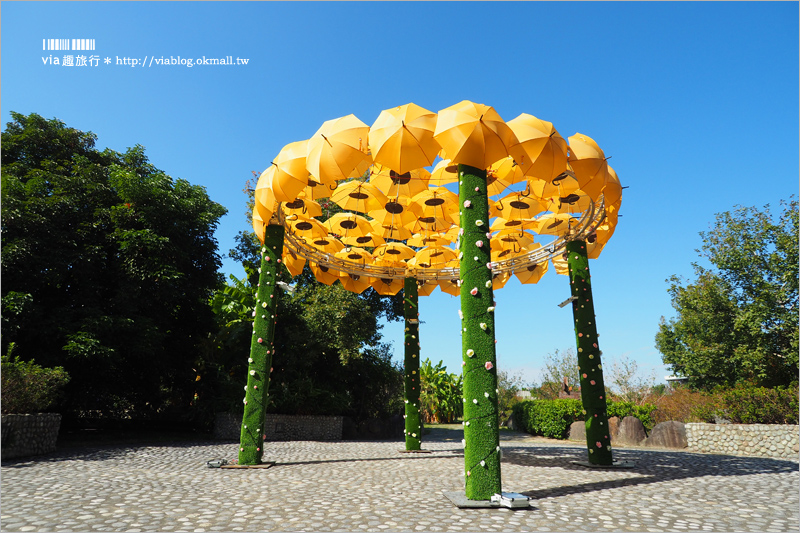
[
  {"left": 709, "top": 383, "right": 799, "bottom": 424},
  {"left": 651, "top": 387, "right": 716, "bottom": 424},
  {"left": 512, "top": 398, "right": 659, "bottom": 439},
  {"left": 1, "top": 348, "right": 70, "bottom": 414}
]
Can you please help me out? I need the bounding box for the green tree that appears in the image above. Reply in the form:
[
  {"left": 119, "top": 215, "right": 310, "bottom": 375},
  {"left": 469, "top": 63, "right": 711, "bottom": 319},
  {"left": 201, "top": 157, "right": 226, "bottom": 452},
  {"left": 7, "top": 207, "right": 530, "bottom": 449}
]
[
  {"left": 1, "top": 112, "right": 227, "bottom": 418},
  {"left": 535, "top": 348, "right": 580, "bottom": 400},
  {"left": 419, "top": 358, "right": 463, "bottom": 423},
  {"left": 656, "top": 200, "right": 799, "bottom": 389}
]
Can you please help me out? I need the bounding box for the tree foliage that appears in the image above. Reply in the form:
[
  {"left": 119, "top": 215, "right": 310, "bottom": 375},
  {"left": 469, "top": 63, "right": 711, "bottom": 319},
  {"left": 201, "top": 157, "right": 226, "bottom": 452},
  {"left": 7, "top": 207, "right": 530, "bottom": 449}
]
[
  {"left": 1, "top": 112, "right": 227, "bottom": 418},
  {"left": 534, "top": 348, "right": 580, "bottom": 399},
  {"left": 656, "top": 200, "right": 799, "bottom": 389},
  {"left": 419, "top": 358, "right": 463, "bottom": 423}
]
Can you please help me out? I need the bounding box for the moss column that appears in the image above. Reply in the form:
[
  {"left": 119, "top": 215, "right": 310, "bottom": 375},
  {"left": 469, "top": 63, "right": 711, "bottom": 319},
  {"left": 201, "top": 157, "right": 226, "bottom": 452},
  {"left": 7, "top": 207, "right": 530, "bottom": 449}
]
[
  {"left": 403, "top": 277, "right": 422, "bottom": 450},
  {"left": 458, "top": 164, "right": 501, "bottom": 500},
  {"left": 566, "top": 239, "right": 613, "bottom": 465},
  {"left": 238, "top": 223, "right": 285, "bottom": 466}
]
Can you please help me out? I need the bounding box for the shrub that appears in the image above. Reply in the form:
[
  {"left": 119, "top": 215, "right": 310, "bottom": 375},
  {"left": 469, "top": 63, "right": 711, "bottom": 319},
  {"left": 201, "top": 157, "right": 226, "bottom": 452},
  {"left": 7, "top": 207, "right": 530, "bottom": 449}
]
[
  {"left": 710, "top": 383, "right": 799, "bottom": 424},
  {"left": 1, "top": 347, "right": 70, "bottom": 414},
  {"left": 607, "top": 401, "right": 658, "bottom": 432},
  {"left": 651, "top": 386, "right": 717, "bottom": 424}
]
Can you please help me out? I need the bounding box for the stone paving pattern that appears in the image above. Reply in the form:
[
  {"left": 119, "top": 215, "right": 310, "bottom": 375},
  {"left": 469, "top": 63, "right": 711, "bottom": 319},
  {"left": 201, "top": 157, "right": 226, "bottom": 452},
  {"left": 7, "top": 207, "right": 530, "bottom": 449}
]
[{"left": 1, "top": 427, "right": 798, "bottom": 532}]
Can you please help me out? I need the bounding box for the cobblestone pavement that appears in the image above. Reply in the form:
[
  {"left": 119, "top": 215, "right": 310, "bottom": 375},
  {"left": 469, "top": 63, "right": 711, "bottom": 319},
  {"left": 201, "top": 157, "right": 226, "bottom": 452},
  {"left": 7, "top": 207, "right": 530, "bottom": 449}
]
[{"left": 2, "top": 427, "right": 798, "bottom": 532}]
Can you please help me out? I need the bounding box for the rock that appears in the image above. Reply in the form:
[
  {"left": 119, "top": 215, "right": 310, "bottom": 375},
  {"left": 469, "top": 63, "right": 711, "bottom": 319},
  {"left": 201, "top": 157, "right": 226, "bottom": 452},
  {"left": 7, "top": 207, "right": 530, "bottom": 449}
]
[
  {"left": 615, "top": 416, "right": 647, "bottom": 446},
  {"left": 568, "top": 421, "right": 586, "bottom": 441},
  {"left": 608, "top": 416, "right": 620, "bottom": 441},
  {"left": 644, "top": 421, "right": 687, "bottom": 449}
]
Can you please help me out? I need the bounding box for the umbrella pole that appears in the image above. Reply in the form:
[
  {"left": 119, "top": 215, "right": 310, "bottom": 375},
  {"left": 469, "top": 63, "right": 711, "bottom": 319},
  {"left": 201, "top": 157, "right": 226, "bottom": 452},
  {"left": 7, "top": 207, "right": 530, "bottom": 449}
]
[
  {"left": 457, "top": 164, "right": 502, "bottom": 500},
  {"left": 403, "top": 277, "right": 422, "bottom": 451},
  {"left": 566, "top": 239, "right": 614, "bottom": 465},
  {"left": 238, "top": 222, "right": 285, "bottom": 466}
]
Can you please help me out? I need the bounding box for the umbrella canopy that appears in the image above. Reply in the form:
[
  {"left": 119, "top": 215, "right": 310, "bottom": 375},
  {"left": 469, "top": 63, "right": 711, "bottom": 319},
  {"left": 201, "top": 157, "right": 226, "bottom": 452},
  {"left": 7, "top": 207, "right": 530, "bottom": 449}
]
[
  {"left": 265, "top": 140, "right": 310, "bottom": 202},
  {"left": 507, "top": 114, "right": 568, "bottom": 182},
  {"left": 438, "top": 278, "right": 461, "bottom": 296},
  {"left": 282, "top": 196, "right": 323, "bottom": 218},
  {"left": 306, "top": 114, "right": 370, "bottom": 184},
  {"left": 407, "top": 233, "right": 451, "bottom": 247},
  {"left": 410, "top": 186, "right": 459, "bottom": 221},
  {"left": 370, "top": 218, "right": 414, "bottom": 241},
  {"left": 515, "top": 260, "right": 548, "bottom": 285},
  {"left": 286, "top": 216, "right": 329, "bottom": 242},
  {"left": 325, "top": 212, "right": 374, "bottom": 238},
  {"left": 540, "top": 189, "right": 593, "bottom": 215},
  {"left": 369, "top": 164, "right": 431, "bottom": 200},
  {"left": 340, "top": 233, "right": 385, "bottom": 248},
  {"left": 527, "top": 174, "right": 580, "bottom": 200},
  {"left": 406, "top": 215, "right": 453, "bottom": 234},
  {"left": 603, "top": 166, "right": 622, "bottom": 206},
  {"left": 552, "top": 252, "right": 570, "bottom": 276},
  {"left": 282, "top": 249, "right": 306, "bottom": 278},
  {"left": 303, "top": 177, "right": 337, "bottom": 200},
  {"left": 368, "top": 103, "right": 440, "bottom": 174},
  {"left": 334, "top": 246, "right": 374, "bottom": 266},
  {"left": 252, "top": 209, "right": 266, "bottom": 244},
  {"left": 331, "top": 181, "right": 388, "bottom": 213},
  {"left": 434, "top": 100, "right": 518, "bottom": 169},
  {"left": 491, "top": 271, "right": 512, "bottom": 290},
  {"left": 490, "top": 217, "right": 538, "bottom": 233},
  {"left": 370, "top": 276, "right": 405, "bottom": 296},
  {"left": 410, "top": 246, "right": 458, "bottom": 269},
  {"left": 253, "top": 173, "right": 277, "bottom": 224},
  {"left": 494, "top": 190, "right": 547, "bottom": 220},
  {"left": 309, "top": 262, "right": 339, "bottom": 285},
  {"left": 568, "top": 133, "right": 610, "bottom": 200},
  {"left": 416, "top": 279, "right": 438, "bottom": 296},
  {"left": 338, "top": 272, "right": 372, "bottom": 294},
  {"left": 308, "top": 235, "right": 345, "bottom": 255},
  {"left": 532, "top": 213, "right": 576, "bottom": 237},
  {"left": 429, "top": 159, "right": 458, "bottom": 187},
  {"left": 373, "top": 242, "right": 416, "bottom": 263},
  {"left": 368, "top": 197, "right": 419, "bottom": 229}
]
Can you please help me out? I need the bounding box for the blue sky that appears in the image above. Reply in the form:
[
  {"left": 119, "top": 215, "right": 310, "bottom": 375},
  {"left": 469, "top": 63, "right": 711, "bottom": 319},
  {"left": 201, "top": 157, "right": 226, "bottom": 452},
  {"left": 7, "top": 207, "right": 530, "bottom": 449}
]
[{"left": 2, "top": 1, "right": 798, "bottom": 386}]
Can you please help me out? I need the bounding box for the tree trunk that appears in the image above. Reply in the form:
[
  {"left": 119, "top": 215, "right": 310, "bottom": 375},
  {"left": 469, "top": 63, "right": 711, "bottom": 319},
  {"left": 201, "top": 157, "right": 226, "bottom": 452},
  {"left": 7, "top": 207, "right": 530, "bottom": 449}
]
[
  {"left": 238, "top": 223, "right": 284, "bottom": 465},
  {"left": 458, "top": 164, "right": 502, "bottom": 500},
  {"left": 403, "top": 277, "right": 422, "bottom": 450},
  {"left": 566, "top": 239, "right": 614, "bottom": 465}
]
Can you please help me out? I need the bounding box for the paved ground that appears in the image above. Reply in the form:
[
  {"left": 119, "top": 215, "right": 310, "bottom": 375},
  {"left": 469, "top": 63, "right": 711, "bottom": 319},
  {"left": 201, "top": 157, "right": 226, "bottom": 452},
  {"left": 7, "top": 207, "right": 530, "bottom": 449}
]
[{"left": 1, "top": 426, "right": 798, "bottom": 532}]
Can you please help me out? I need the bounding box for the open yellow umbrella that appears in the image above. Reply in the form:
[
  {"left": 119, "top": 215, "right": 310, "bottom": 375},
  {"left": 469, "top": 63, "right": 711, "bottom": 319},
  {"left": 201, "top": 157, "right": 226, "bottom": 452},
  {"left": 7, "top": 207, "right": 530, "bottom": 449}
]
[
  {"left": 490, "top": 217, "right": 538, "bottom": 233},
  {"left": 429, "top": 159, "right": 458, "bottom": 187},
  {"left": 286, "top": 215, "right": 328, "bottom": 241},
  {"left": 264, "top": 140, "right": 310, "bottom": 202},
  {"left": 282, "top": 249, "right": 306, "bottom": 277},
  {"left": 491, "top": 272, "right": 512, "bottom": 290},
  {"left": 373, "top": 242, "right": 416, "bottom": 263},
  {"left": 325, "top": 212, "right": 374, "bottom": 238},
  {"left": 341, "top": 233, "right": 385, "bottom": 248},
  {"left": 338, "top": 272, "right": 372, "bottom": 294},
  {"left": 410, "top": 246, "right": 458, "bottom": 269},
  {"left": 552, "top": 252, "right": 570, "bottom": 276},
  {"left": 603, "top": 166, "right": 622, "bottom": 206},
  {"left": 515, "top": 260, "right": 548, "bottom": 285},
  {"left": 407, "top": 233, "right": 451, "bottom": 247},
  {"left": 335, "top": 246, "right": 374, "bottom": 265},
  {"left": 494, "top": 190, "right": 547, "bottom": 220},
  {"left": 369, "top": 164, "right": 431, "bottom": 200},
  {"left": 433, "top": 100, "right": 518, "bottom": 170},
  {"left": 438, "top": 278, "right": 461, "bottom": 296},
  {"left": 282, "top": 196, "right": 323, "bottom": 218},
  {"left": 331, "top": 181, "right": 388, "bottom": 214},
  {"left": 416, "top": 279, "right": 438, "bottom": 296},
  {"left": 507, "top": 114, "right": 568, "bottom": 182},
  {"left": 368, "top": 197, "right": 419, "bottom": 229},
  {"left": 532, "top": 213, "right": 576, "bottom": 237},
  {"left": 540, "top": 189, "right": 593, "bottom": 214},
  {"left": 406, "top": 215, "right": 453, "bottom": 234},
  {"left": 370, "top": 276, "right": 405, "bottom": 296},
  {"left": 306, "top": 114, "right": 370, "bottom": 184},
  {"left": 309, "top": 235, "right": 345, "bottom": 255},
  {"left": 568, "top": 133, "right": 610, "bottom": 201},
  {"left": 410, "top": 187, "right": 459, "bottom": 221},
  {"left": 309, "top": 262, "right": 339, "bottom": 285},
  {"left": 526, "top": 174, "right": 580, "bottom": 200},
  {"left": 302, "top": 178, "right": 337, "bottom": 200},
  {"left": 370, "top": 218, "right": 413, "bottom": 241},
  {"left": 368, "top": 103, "right": 440, "bottom": 174},
  {"left": 252, "top": 209, "right": 266, "bottom": 244}
]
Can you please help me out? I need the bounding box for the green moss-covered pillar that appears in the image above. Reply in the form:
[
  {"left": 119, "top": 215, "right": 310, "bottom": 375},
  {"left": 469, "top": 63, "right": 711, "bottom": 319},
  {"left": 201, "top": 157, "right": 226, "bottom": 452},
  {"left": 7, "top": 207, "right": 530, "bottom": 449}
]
[
  {"left": 458, "top": 164, "right": 501, "bottom": 500},
  {"left": 238, "top": 223, "right": 285, "bottom": 465},
  {"left": 566, "top": 239, "right": 613, "bottom": 465},
  {"left": 403, "top": 277, "right": 422, "bottom": 450}
]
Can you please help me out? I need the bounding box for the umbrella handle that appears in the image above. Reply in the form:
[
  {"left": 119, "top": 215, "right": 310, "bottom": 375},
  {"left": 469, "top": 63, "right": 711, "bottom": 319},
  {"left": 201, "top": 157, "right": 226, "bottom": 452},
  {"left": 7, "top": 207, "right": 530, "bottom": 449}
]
[{"left": 496, "top": 197, "right": 505, "bottom": 211}]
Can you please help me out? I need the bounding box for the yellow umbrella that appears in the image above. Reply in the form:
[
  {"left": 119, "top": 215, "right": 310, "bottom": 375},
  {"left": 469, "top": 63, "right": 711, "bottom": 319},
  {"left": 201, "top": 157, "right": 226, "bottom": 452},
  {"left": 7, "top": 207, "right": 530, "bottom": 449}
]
[
  {"left": 410, "top": 246, "right": 458, "bottom": 269},
  {"left": 552, "top": 252, "right": 570, "bottom": 276},
  {"left": 341, "top": 233, "right": 385, "bottom": 248},
  {"left": 407, "top": 233, "right": 451, "bottom": 247},
  {"left": 338, "top": 272, "right": 372, "bottom": 294},
  {"left": 306, "top": 114, "right": 370, "bottom": 184},
  {"left": 526, "top": 174, "right": 580, "bottom": 201},
  {"left": 433, "top": 100, "right": 518, "bottom": 170},
  {"left": 371, "top": 276, "right": 405, "bottom": 296},
  {"left": 302, "top": 177, "right": 337, "bottom": 200},
  {"left": 325, "top": 212, "right": 374, "bottom": 238},
  {"left": 410, "top": 187, "right": 459, "bottom": 221},
  {"left": 368, "top": 103, "right": 440, "bottom": 174},
  {"left": 252, "top": 209, "right": 266, "bottom": 244},
  {"left": 603, "top": 166, "right": 622, "bottom": 206},
  {"left": 264, "top": 140, "right": 310, "bottom": 202},
  {"left": 335, "top": 246, "right": 374, "bottom": 265},
  {"left": 494, "top": 190, "right": 547, "bottom": 220},
  {"left": 282, "top": 196, "right": 323, "bottom": 218},
  {"left": 406, "top": 215, "right": 453, "bottom": 234},
  {"left": 254, "top": 170, "right": 277, "bottom": 223},
  {"left": 490, "top": 217, "right": 538, "bottom": 233},
  {"left": 568, "top": 133, "right": 610, "bottom": 201},
  {"left": 282, "top": 249, "right": 306, "bottom": 277},
  {"left": 331, "top": 181, "right": 388, "bottom": 214},
  {"left": 507, "top": 114, "right": 568, "bottom": 182},
  {"left": 286, "top": 215, "right": 328, "bottom": 241},
  {"left": 369, "top": 164, "right": 431, "bottom": 200},
  {"left": 309, "top": 262, "right": 339, "bottom": 285},
  {"left": 309, "top": 235, "right": 345, "bottom": 255},
  {"left": 487, "top": 156, "right": 526, "bottom": 192},
  {"left": 491, "top": 272, "right": 512, "bottom": 290},
  {"left": 416, "top": 279, "right": 438, "bottom": 296},
  {"left": 438, "top": 279, "right": 461, "bottom": 296},
  {"left": 429, "top": 159, "right": 458, "bottom": 187},
  {"left": 370, "top": 218, "right": 413, "bottom": 241},
  {"left": 540, "top": 189, "right": 593, "bottom": 214},
  {"left": 373, "top": 242, "right": 416, "bottom": 263},
  {"left": 532, "top": 213, "right": 576, "bottom": 237},
  {"left": 368, "top": 197, "right": 419, "bottom": 229},
  {"left": 515, "top": 260, "right": 548, "bottom": 285}
]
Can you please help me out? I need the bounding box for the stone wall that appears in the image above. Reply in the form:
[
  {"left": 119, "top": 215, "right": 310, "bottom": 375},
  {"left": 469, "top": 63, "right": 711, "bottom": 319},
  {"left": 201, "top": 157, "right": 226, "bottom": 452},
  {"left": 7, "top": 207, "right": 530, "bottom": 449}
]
[
  {"left": 1, "top": 413, "right": 62, "bottom": 460},
  {"left": 686, "top": 423, "right": 799, "bottom": 459},
  {"left": 214, "top": 412, "right": 343, "bottom": 441}
]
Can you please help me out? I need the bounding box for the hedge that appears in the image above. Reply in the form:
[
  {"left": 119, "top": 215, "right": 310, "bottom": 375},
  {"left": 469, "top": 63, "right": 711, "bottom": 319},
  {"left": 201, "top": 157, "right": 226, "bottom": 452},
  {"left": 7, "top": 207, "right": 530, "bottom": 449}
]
[
  {"left": 1, "top": 351, "right": 70, "bottom": 414},
  {"left": 511, "top": 399, "right": 658, "bottom": 440}
]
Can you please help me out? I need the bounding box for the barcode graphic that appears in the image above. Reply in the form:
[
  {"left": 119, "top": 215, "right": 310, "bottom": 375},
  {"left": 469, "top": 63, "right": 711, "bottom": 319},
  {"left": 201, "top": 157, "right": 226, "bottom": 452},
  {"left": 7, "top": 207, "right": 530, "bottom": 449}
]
[{"left": 43, "top": 39, "right": 96, "bottom": 51}]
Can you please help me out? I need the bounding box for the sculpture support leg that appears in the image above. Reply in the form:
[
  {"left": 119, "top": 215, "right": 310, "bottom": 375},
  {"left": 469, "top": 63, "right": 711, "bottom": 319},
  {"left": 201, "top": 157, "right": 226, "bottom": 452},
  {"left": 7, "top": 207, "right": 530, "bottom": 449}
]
[
  {"left": 238, "top": 224, "right": 285, "bottom": 465},
  {"left": 458, "top": 164, "right": 501, "bottom": 500},
  {"left": 566, "top": 239, "right": 613, "bottom": 465},
  {"left": 403, "top": 277, "right": 422, "bottom": 450}
]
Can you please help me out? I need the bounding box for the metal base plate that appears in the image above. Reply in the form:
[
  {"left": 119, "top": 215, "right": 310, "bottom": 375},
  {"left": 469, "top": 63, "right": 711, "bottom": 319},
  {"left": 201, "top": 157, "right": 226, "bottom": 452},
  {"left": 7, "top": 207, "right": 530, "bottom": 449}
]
[
  {"left": 399, "top": 449, "right": 433, "bottom": 454},
  {"left": 443, "top": 491, "right": 533, "bottom": 509},
  {"left": 220, "top": 461, "right": 275, "bottom": 469},
  {"left": 570, "top": 460, "right": 635, "bottom": 469}
]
